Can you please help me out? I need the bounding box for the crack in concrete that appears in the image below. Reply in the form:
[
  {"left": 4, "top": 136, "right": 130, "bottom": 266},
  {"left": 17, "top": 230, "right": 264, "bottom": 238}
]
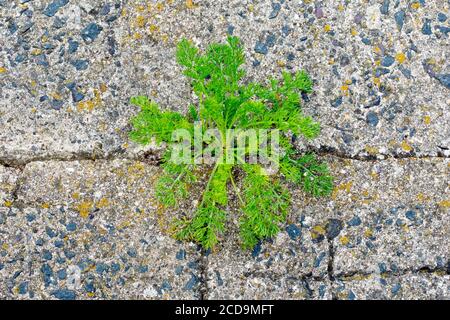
[
  {"left": 199, "top": 250, "right": 209, "bottom": 300},
  {"left": 0, "top": 144, "right": 448, "bottom": 169},
  {"left": 326, "top": 239, "right": 337, "bottom": 300},
  {"left": 334, "top": 265, "right": 449, "bottom": 280},
  {"left": 306, "top": 145, "right": 449, "bottom": 161}
]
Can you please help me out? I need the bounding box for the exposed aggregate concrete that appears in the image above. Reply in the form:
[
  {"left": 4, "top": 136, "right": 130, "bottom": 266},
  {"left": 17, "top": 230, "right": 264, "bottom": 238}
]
[{"left": 1, "top": 0, "right": 449, "bottom": 300}]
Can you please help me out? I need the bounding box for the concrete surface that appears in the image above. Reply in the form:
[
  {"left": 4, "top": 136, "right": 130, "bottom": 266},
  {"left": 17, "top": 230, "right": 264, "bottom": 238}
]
[{"left": 1, "top": 0, "right": 449, "bottom": 300}]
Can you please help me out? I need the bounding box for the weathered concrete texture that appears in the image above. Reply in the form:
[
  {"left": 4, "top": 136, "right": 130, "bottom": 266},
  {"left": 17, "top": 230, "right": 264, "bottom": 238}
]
[
  {"left": 0, "top": 204, "right": 202, "bottom": 300},
  {"left": 291, "top": 157, "right": 449, "bottom": 276},
  {"left": 333, "top": 272, "right": 449, "bottom": 300},
  {"left": 205, "top": 227, "right": 330, "bottom": 299},
  {"left": 0, "top": 160, "right": 204, "bottom": 299},
  {"left": 0, "top": 165, "right": 20, "bottom": 205},
  {"left": 17, "top": 159, "right": 159, "bottom": 217},
  {"left": 1, "top": 1, "right": 449, "bottom": 164}
]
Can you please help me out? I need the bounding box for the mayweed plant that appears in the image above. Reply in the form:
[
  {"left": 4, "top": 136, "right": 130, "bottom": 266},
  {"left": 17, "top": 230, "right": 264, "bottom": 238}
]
[{"left": 129, "top": 37, "right": 332, "bottom": 250}]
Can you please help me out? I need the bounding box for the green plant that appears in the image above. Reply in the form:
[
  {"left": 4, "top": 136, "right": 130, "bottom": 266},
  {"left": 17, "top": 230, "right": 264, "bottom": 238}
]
[{"left": 129, "top": 36, "right": 333, "bottom": 250}]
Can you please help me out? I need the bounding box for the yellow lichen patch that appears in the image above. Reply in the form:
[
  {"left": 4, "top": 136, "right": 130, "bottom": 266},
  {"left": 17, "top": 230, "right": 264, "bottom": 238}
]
[
  {"left": 156, "top": 2, "right": 164, "bottom": 10},
  {"left": 338, "top": 4, "right": 345, "bottom": 11},
  {"left": 373, "top": 46, "right": 382, "bottom": 55},
  {"left": 72, "top": 192, "right": 80, "bottom": 200},
  {"left": 0, "top": 67, "right": 7, "bottom": 73},
  {"left": 338, "top": 181, "right": 353, "bottom": 193},
  {"left": 438, "top": 200, "right": 450, "bottom": 208},
  {"left": 351, "top": 28, "right": 358, "bottom": 36},
  {"left": 277, "top": 60, "right": 286, "bottom": 68},
  {"left": 364, "top": 228, "right": 373, "bottom": 238},
  {"left": 100, "top": 83, "right": 108, "bottom": 93},
  {"left": 41, "top": 202, "right": 50, "bottom": 209},
  {"left": 373, "top": 77, "right": 382, "bottom": 88},
  {"left": 149, "top": 24, "right": 160, "bottom": 33},
  {"left": 127, "top": 162, "right": 145, "bottom": 176},
  {"left": 423, "top": 115, "right": 431, "bottom": 125},
  {"left": 365, "top": 145, "right": 379, "bottom": 155},
  {"left": 117, "top": 219, "right": 132, "bottom": 230},
  {"left": 4, "top": 200, "right": 13, "bottom": 207},
  {"left": 311, "top": 225, "right": 326, "bottom": 240},
  {"left": 324, "top": 24, "right": 332, "bottom": 32},
  {"left": 370, "top": 171, "right": 379, "bottom": 180},
  {"left": 339, "top": 235, "right": 350, "bottom": 246},
  {"left": 96, "top": 197, "right": 110, "bottom": 208},
  {"left": 31, "top": 48, "right": 42, "bottom": 55},
  {"left": 2, "top": 243, "right": 9, "bottom": 250},
  {"left": 186, "top": 0, "right": 196, "bottom": 9},
  {"left": 395, "top": 52, "right": 406, "bottom": 64},
  {"left": 76, "top": 201, "right": 93, "bottom": 218},
  {"left": 135, "top": 16, "right": 146, "bottom": 28},
  {"left": 416, "top": 193, "right": 430, "bottom": 202},
  {"left": 401, "top": 140, "right": 413, "bottom": 152},
  {"left": 411, "top": 2, "right": 420, "bottom": 9}
]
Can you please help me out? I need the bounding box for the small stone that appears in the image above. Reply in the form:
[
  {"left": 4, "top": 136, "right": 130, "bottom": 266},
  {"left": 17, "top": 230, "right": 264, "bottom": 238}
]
[
  {"left": 251, "top": 242, "right": 262, "bottom": 258},
  {"left": 265, "top": 33, "right": 276, "bottom": 47},
  {"left": 331, "top": 96, "right": 343, "bottom": 108},
  {"left": 380, "top": 0, "right": 389, "bottom": 15},
  {"left": 348, "top": 216, "right": 362, "bottom": 227},
  {"left": 315, "top": 7, "right": 324, "bottom": 19},
  {"left": 340, "top": 55, "right": 350, "bottom": 66},
  {"left": 286, "top": 224, "right": 301, "bottom": 240},
  {"left": 326, "top": 219, "right": 343, "bottom": 240},
  {"left": 269, "top": 3, "right": 281, "bottom": 19},
  {"left": 127, "top": 248, "right": 137, "bottom": 258},
  {"left": 43, "top": 0, "right": 69, "bottom": 17},
  {"left": 68, "top": 40, "right": 79, "bottom": 54},
  {"left": 52, "top": 289, "right": 76, "bottom": 300},
  {"left": 281, "top": 25, "right": 291, "bottom": 37},
  {"left": 354, "top": 13, "right": 364, "bottom": 24},
  {"left": 375, "top": 67, "right": 390, "bottom": 77},
  {"left": 43, "top": 250, "right": 53, "bottom": 260},
  {"left": 71, "top": 59, "right": 89, "bottom": 71},
  {"left": 391, "top": 283, "right": 401, "bottom": 295},
  {"left": 435, "top": 74, "right": 450, "bottom": 89},
  {"left": 226, "top": 24, "right": 234, "bottom": 35},
  {"left": 436, "top": 26, "right": 450, "bottom": 35},
  {"left": 437, "top": 13, "right": 447, "bottom": 23},
  {"left": 421, "top": 19, "right": 432, "bottom": 35},
  {"left": 394, "top": 10, "right": 405, "bottom": 31},
  {"left": 66, "top": 221, "right": 77, "bottom": 231},
  {"left": 81, "top": 23, "right": 103, "bottom": 43},
  {"left": 381, "top": 55, "right": 395, "bottom": 67},
  {"left": 405, "top": 210, "right": 416, "bottom": 221},
  {"left": 176, "top": 249, "right": 186, "bottom": 260},
  {"left": 57, "top": 269, "right": 67, "bottom": 280},
  {"left": 18, "top": 282, "right": 28, "bottom": 294},
  {"left": 366, "top": 112, "right": 379, "bottom": 127},
  {"left": 254, "top": 42, "right": 268, "bottom": 55},
  {"left": 183, "top": 273, "right": 199, "bottom": 291}
]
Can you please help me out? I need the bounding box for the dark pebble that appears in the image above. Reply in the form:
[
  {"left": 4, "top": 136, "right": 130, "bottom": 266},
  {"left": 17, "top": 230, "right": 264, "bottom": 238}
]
[
  {"left": 421, "top": 18, "right": 432, "bottom": 35},
  {"left": 52, "top": 289, "right": 76, "bottom": 300},
  {"left": 366, "top": 111, "right": 379, "bottom": 127},
  {"left": 394, "top": 10, "right": 405, "bottom": 31},
  {"left": 43, "top": 0, "right": 69, "bottom": 17},
  {"left": 269, "top": 3, "right": 281, "bottom": 19},
  {"left": 326, "top": 219, "right": 343, "bottom": 240},
  {"left": 81, "top": 23, "right": 103, "bottom": 43},
  {"left": 286, "top": 224, "right": 301, "bottom": 240},
  {"left": 254, "top": 42, "right": 268, "bottom": 55}
]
